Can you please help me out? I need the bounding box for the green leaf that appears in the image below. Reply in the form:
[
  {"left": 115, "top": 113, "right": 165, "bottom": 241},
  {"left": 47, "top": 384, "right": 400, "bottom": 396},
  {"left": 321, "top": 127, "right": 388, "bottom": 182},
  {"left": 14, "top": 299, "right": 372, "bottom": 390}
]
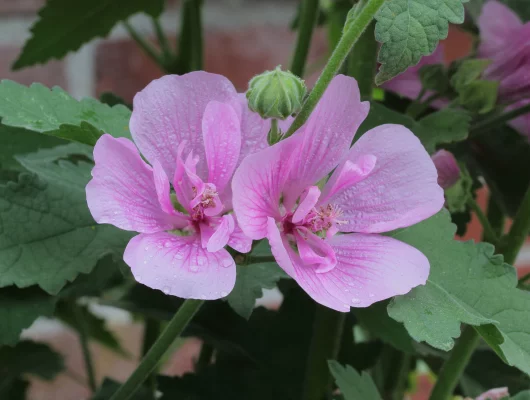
[
  {"left": 0, "top": 145, "right": 132, "bottom": 294},
  {"left": 419, "top": 64, "right": 450, "bottom": 93},
  {"left": 92, "top": 378, "right": 153, "bottom": 400},
  {"left": 458, "top": 80, "right": 499, "bottom": 114},
  {"left": 450, "top": 59, "right": 491, "bottom": 92},
  {"left": 56, "top": 302, "right": 128, "bottom": 356},
  {"left": 387, "top": 210, "right": 530, "bottom": 375},
  {"left": 0, "top": 341, "right": 64, "bottom": 385},
  {"left": 513, "top": 391, "right": 530, "bottom": 400},
  {"left": 417, "top": 109, "right": 471, "bottom": 153},
  {"left": 328, "top": 361, "right": 382, "bottom": 400},
  {"left": 353, "top": 301, "right": 416, "bottom": 354},
  {"left": 0, "top": 286, "right": 56, "bottom": 346},
  {"left": 0, "top": 80, "right": 132, "bottom": 145},
  {"left": 0, "top": 123, "right": 65, "bottom": 170},
  {"left": 374, "top": 0, "right": 467, "bottom": 84},
  {"left": 14, "top": 0, "right": 164, "bottom": 69},
  {"left": 226, "top": 262, "right": 288, "bottom": 319}
]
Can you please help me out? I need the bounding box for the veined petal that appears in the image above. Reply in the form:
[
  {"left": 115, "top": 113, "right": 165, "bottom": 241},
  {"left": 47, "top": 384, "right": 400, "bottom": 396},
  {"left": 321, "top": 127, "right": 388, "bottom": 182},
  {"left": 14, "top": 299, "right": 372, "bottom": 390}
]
[
  {"left": 329, "top": 124, "right": 444, "bottom": 233},
  {"left": 478, "top": 0, "right": 522, "bottom": 58},
  {"left": 292, "top": 186, "right": 321, "bottom": 224},
  {"left": 124, "top": 232, "right": 236, "bottom": 300},
  {"left": 86, "top": 134, "right": 186, "bottom": 233},
  {"left": 266, "top": 217, "right": 296, "bottom": 277},
  {"left": 130, "top": 72, "right": 237, "bottom": 180},
  {"left": 282, "top": 75, "right": 369, "bottom": 209},
  {"left": 202, "top": 101, "right": 241, "bottom": 193},
  {"left": 207, "top": 214, "right": 235, "bottom": 252},
  {"left": 294, "top": 227, "right": 337, "bottom": 273},
  {"left": 228, "top": 215, "right": 253, "bottom": 253},
  {"left": 153, "top": 160, "right": 187, "bottom": 221}
]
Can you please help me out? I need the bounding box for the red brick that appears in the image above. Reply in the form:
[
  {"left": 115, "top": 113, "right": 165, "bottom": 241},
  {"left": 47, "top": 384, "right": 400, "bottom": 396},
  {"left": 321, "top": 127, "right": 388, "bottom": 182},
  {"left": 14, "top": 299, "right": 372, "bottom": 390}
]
[
  {"left": 0, "top": 45, "right": 66, "bottom": 88},
  {"left": 95, "top": 26, "right": 328, "bottom": 101}
]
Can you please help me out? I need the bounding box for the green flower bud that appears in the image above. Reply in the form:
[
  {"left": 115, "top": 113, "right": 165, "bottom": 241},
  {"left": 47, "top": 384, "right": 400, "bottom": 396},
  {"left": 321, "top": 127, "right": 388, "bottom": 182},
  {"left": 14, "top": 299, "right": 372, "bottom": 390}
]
[{"left": 246, "top": 66, "right": 307, "bottom": 120}]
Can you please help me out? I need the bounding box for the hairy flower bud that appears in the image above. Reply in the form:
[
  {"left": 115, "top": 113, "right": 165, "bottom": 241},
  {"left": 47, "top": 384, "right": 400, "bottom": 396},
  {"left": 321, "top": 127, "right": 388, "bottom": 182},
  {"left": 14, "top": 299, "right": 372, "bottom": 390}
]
[{"left": 246, "top": 66, "right": 306, "bottom": 120}]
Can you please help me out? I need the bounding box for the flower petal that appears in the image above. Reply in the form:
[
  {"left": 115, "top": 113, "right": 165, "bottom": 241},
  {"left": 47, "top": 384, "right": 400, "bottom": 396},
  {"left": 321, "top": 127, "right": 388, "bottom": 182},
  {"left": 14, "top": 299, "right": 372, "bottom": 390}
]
[
  {"left": 283, "top": 75, "right": 369, "bottom": 208},
  {"left": 153, "top": 160, "right": 187, "bottom": 220},
  {"left": 431, "top": 150, "right": 460, "bottom": 189},
  {"left": 280, "top": 233, "right": 429, "bottom": 312},
  {"left": 478, "top": 0, "right": 522, "bottom": 58},
  {"left": 228, "top": 215, "right": 253, "bottom": 253},
  {"left": 292, "top": 186, "right": 321, "bottom": 224},
  {"left": 232, "top": 136, "right": 301, "bottom": 239},
  {"left": 328, "top": 124, "right": 444, "bottom": 233},
  {"left": 124, "top": 232, "right": 236, "bottom": 299},
  {"left": 86, "top": 134, "right": 186, "bottom": 233},
  {"left": 266, "top": 217, "right": 296, "bottom": 277},
  {"left": 202, "top": 101, "right": 241, "bottom": 193},
  {"left": 207, "top": 214, "right": 235, "bottom": 252},
  {"left": 130, "top": 72, "right": 237, "bottom": 179},
  {"left": 475, "top": 387, "right": 509, "bottom": 400}
]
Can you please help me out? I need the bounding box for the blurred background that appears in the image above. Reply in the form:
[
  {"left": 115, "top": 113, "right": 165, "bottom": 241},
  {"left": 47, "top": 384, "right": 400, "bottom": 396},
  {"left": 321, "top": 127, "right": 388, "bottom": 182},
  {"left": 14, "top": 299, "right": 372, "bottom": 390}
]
[{"left": 1, "top": 0, "right": 529, "bottom": 398}]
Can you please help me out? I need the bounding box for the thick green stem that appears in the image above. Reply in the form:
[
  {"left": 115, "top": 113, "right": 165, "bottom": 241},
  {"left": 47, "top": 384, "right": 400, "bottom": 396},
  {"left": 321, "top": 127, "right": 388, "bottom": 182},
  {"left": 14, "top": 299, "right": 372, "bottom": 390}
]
[
  {"left": 346, "top": 20, "right": 377, "bottom": 100},
  {"left": 467, "top": 197, "right": 499, "bottom": 245},
  {"left": 302, "top": 305, "right": 346, "bottom": 400},
  {"left": 284, "top": 0, "right": 387, "bottom": 139},
  {"left": 500, "top": 185, "right": 530, "bottom": 265},
  {"left": 110, "top": 299, "right": 204, "bottom": 400},
  {"left": 123, "top": 21, "right": 166, "bottom": 69},
  {"left": 141, "top": 318, "right": 161, "bottom": 394},
  {"left": 174, "top": 0, "right": 203, "bottom": 73},
  {"left": 429, "top": 326, "right": 481, "bottom": 400},
  {"left": 470, "top": 102, "right": 530, "bottom": 138},
  {"left": 73, "top": 304, "right": 97, "bottom": 393},
  {"left": 290, "top": 0, "right": 320, "bottom": 77}
]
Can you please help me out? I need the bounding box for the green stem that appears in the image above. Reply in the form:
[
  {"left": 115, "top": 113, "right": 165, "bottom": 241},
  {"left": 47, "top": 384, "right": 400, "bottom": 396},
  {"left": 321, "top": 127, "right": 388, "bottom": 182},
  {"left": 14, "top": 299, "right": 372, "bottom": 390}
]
[
  {"left": 123, "top": 21, "right": 166, "bottom": 69},
  {"left": 385, "top": 351, "right": 411, "bottom": 400},
  {"left": 110, "top": 299, "right": 204, "bottom": 400},
  {"left": 174, "top": 0, "right": 203, "bottom": 73},
  {"left": 73, "top": 304, "right": 97, "bottom": 393},
  {"left": 429, "top": 326, "right": 481, "bottom": 400},
  {"left": 284, "top": 0, "right": 387, "bottom": 139},
  {"left": 268, "top": 119, "right": 280, "bottom": 145},
  {"left": 290, "top": 0, "right": 320, "bottom": 77},
  {"left": 500, "top": 185, "right": 530, "bottom": 265},
  {"left": 346, "top": 20, "right": 377, "bottom": 100},
  {"left": 470, "top": 102, "right": 530, "bottom": 138},
  {"left": 151, "top": 17, "right": 173, "bottom": 64},
  {"left": 485, "top": 195, "right": 505, "bottom": 242},
  {"left": 196, "top": 342, "right": 214, "bottom": 372},
  {"left": 302, "top": 305, "right": 346, "bottom": 400},
  {"left": 141, "top": 318, "right": 161, "bottom": 395},
  {"left": 467, "top": 197, "right": 499, "bottom": 245}
]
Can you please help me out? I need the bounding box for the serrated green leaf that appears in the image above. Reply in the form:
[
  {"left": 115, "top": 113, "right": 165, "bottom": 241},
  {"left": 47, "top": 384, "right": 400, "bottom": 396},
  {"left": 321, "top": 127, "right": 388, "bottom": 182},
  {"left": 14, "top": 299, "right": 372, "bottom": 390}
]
[
  {"left": 0, "top": 286, "right": 56, "bottom": 346},
  {"left": 450, "top": 59, "right": 491, "bottom": 92},
  {"left": 375, "top": 0, "right": 467, "bottom": 84},
  {"left": 14, "top": 0, "right": 164, "bottom": 69},
  {"left": 418, "top": 109, "right": 470, "bottom": 153},
  {"left": 458, "top": 80, "right": 499, "bottom": 114},
  {"left": 0, "top": 340, "right": 64, "bottom": 384},
  {"left": 328, "top": 361, "right": 382, "bottom": 400},
  {"left": 0, "top": 145, "right": 132, "bottom": 294},
  {"left": 56, "top": 302, "right": 128, "bottom": 356},
  {"left": 0, "top": 81, "right": 131, "bottom": 145},
  {"left": 387, "top": 210, "right": 530, "bottom": 375},
  {"left": 353, "top": 301, "right": 415, "bottom": 354},
  {"left": 226, "top": 262, "right": 288, "bottom": 319}
]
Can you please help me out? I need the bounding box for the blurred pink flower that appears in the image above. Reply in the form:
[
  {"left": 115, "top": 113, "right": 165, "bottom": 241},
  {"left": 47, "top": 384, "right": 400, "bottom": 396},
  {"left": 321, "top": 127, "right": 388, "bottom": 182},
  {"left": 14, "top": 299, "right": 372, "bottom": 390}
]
[
  {"left": 475, "top": 387, "right": 509, "bottom": 400},
  {"left": 478, "top": 0, "right": 530, "bottom": 139},
  {"left": 432, "top": 149, "right": 461, "bottom": 189},
  {"left": 232, "top": 75, "right": 444, "bottom": 312},
  {"left": 86, "top": 72, "right": 276, "bottom": 300}
]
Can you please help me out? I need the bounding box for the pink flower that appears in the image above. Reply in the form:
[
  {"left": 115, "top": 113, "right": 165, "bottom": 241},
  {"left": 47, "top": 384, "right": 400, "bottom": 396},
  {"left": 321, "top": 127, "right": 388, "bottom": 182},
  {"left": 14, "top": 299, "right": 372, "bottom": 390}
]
[
  {"left": 475, "top": 387, "right": 509, "bottom": 400},
  {"left": 432, "top": 150, "right": 461, "bottom": 189},
  {"left": 232, "top": 75, "right": 445, "bottom": 312},
  {"left": 478, "top": 1, "right": 530, "bottom": 139},
  {"left": 86, "top": 72, "right": 274, "bottom": 300}
]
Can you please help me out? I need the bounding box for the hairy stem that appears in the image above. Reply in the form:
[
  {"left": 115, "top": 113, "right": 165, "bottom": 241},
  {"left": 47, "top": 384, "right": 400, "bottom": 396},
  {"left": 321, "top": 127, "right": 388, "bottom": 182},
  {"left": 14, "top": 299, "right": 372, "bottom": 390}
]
[
  {"left": 110, "top": 299, "right": 204, "bottom": 400},
  {"left": 284, "top": 0, "right": 387, "bottom": 139}
]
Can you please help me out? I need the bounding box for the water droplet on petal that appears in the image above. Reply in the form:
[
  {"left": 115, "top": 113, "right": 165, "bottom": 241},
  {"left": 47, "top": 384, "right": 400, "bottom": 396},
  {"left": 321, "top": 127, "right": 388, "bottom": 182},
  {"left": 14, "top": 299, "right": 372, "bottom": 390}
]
[
  {"left": 222, "top": 258, "right": 233, "bottom": 268},
  {"left": 175, "top": 252, "right": 183, "bottom": 259},
  {"left": 164, "top": 241, "right": 172, "bottom": 248},
  {"left": 197, "top": 256, "right": 206, "bottom": 266},
  {"left": 189, "top": 265, "right": 199, "bottom": 272},
  {"left": 351, "top": 298, "right": 361, "bottom": 305}
]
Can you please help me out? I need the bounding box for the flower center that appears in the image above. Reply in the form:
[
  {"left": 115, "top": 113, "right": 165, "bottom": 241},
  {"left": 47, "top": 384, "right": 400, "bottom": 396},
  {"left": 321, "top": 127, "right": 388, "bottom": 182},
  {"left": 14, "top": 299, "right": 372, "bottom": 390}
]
[
  {"left": 190, "top": 184, "right": 220, "bottom": 222},
  {"left": 305, "top": 204, "right": 345, "bottom": 237}
]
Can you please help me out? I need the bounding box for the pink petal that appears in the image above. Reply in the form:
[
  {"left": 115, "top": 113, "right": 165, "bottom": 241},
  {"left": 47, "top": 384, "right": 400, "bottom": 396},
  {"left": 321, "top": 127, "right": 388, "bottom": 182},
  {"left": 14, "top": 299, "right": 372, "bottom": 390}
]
[
  {"left": 292, "top": 186, "right": 321, "bottom": 224},
  {"left": 475, "top": 387, "right": 509, "bottom": 400},
  {"left": 282, "top": 75, "right": 369, "bottom": 209},
  {"left": 266, "top": 217, "right": 296, "bottom": 277},
  {"left": 279, "top": 233, "right": 428, "bottom": 312},
  {"left": 130, "top": 72, "right": 237, "bottom": 180},
  {"left": 202, "top": 101, "right": 241, "bottom": 193},
  {"left": 328, "top": 124, "right": 444, "bottom": 233},
  {"left": 228, "top": 216, "right": 253, "bottom": 253},
  {"left": 232, "top": 136, "right": 302, "bottom": 239},
  {"left": 153, "top": 159, "right": 186, "bottom": 218},
  {"left": 124, "top": 232, "right": 236, "bottom": 299},
  {"left": 236, "top": 93, "right": 270, "bottom": 165},
  {"left": 86, "top": 134, "right": 187, "bottom": 233},
  {"left": 431, "top": 150, "right": 461, "bottom": 189},
  {"left": 508, "top": 99, "right": 530, "bottom": 140},
  {"left": 207, "top": 214, "right": 235, "bottom": 252},
  {"left": 294, "top": 227, "right": 337, "bottom": 273},
  {"left": 478, "top": 0, "right": 522, "bottom": 58}
]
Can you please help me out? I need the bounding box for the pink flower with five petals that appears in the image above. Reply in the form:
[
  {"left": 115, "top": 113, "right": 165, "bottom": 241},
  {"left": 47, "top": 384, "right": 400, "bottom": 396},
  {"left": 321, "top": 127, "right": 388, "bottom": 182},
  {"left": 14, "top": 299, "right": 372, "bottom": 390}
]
[
  {"left": 232, "top": 75, "right": 445, "bottom": 312},
  {"left": 86, "top": 72, "right": 275, "bottom": 300}
]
